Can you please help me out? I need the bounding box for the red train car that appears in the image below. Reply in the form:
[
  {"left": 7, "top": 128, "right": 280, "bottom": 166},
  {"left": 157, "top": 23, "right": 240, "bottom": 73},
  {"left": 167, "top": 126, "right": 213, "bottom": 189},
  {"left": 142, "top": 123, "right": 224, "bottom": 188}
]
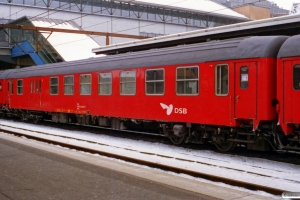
[{"left": 1, "top": 35, "right": 298, "bottom": 152}]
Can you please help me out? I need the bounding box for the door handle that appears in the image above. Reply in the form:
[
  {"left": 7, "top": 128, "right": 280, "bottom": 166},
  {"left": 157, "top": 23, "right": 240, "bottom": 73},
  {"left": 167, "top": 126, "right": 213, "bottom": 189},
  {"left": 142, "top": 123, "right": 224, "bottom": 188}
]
[{"left": 236, "top": 95, "right": 239, "bottom": 102}]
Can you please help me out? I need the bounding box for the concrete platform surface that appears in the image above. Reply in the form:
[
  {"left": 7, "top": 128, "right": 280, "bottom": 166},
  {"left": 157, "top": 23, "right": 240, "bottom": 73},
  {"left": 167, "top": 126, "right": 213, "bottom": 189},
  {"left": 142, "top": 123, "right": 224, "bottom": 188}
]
[{"left": 0, "top": 133, "right": 276, "bottom": 200}]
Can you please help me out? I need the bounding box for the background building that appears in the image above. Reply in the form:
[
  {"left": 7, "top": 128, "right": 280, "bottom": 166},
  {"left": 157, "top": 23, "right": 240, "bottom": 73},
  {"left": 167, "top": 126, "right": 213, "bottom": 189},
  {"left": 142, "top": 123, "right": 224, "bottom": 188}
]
[{"left": 212, "top": 0, "right": 289, "bottom": 19}]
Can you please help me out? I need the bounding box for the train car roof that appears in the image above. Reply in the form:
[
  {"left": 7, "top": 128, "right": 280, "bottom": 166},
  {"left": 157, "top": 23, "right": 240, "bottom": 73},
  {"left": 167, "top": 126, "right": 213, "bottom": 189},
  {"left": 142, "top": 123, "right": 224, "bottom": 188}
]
[
  {"left": 278, "top": 35, "right": 300, "bottom": 59},
  {"left": 2, "top": 35, "right": 288, "bottom": 79},
  {"left": 0, "top": 69, "right": 17, "bottom": 79}
]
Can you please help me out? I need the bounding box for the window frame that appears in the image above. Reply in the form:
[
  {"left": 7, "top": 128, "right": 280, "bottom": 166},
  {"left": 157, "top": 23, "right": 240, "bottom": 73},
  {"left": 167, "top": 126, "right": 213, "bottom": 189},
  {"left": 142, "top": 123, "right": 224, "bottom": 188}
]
[
  {"left": 80, "top": 74, "right": 92, "bottom": 95},
  {"left": 98, "top": 72, "right": 112, "bottom": 95},
  {"left": 120, "top": 70, "right": 136, "bottom": 95},
  {"left": 50, "top": 76, "right": 59, "bottom": 95},
  {"left": 145, "top": 68, "right": 165, "bottom": 96},
  {"left": 64, "top": 75, "right": 74, "bottom": 95},
  {"left": 17, "top": 79, "right": 23, "bottom": 95},
  {"left": 215, "top": 64, "right": 229, "bottom": 96},
  {"left": 176, "top": 66, "right": 199, "bottom": 96}
]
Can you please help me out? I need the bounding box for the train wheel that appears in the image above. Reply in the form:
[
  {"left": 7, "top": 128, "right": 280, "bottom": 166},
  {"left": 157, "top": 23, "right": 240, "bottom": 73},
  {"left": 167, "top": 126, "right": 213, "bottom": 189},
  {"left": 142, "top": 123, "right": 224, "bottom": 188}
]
[
  {"left": 169, "top": 133, "right": 186, "bottom": 145},
  {"left": 214, "top": 135, "right": 236, "bottom": 152}
]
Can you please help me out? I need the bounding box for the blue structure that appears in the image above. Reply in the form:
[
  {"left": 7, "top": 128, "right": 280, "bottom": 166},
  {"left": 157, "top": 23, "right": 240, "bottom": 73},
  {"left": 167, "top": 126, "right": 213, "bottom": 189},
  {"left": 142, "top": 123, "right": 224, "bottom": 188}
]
[{"left": 11, "top": 40, "right": 45, "bottom": 65}]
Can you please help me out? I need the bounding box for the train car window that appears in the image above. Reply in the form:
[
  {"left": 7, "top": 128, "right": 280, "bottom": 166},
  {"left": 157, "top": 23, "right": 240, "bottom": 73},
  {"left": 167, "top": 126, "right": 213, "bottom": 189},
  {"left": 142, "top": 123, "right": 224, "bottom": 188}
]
[
  {"left": 120, "top": 71, "right": 136, "bottom": 95},
  {"left": 176, "top": 66, "right": 199, "bottom": 95},
  {"left": 215, "top": 64, "right": 229, "bottom": 96},
  {"left": 50, "top": 77, "right": 59, "bottom": 95},
  {"left": 145, "top": 69, "right": 164, "bottom": 95},
  {"left": 293, "top": 65, "right": 300, "bottom": 90},
  {"left": 80, "top": 74, "right": 92, "bottom": 95},
  {"left": 240, "top": 66, "right": 248, "bottom": 89},
  {"left": 99, "top": 73, "right": 112, "bottom": 95},
  {"left": 64, "top": 76, "right": 74, "bottom": 95},
  {"left": 17, "top": 80, "right": 23, "bottom": 95}
]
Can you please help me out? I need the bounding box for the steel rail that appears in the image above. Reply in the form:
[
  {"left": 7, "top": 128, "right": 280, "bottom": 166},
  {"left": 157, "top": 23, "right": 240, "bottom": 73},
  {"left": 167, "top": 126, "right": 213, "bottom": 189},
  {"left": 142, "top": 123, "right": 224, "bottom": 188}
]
[{"left": 0, "top": 126, "right": 287, "bottom": 196}]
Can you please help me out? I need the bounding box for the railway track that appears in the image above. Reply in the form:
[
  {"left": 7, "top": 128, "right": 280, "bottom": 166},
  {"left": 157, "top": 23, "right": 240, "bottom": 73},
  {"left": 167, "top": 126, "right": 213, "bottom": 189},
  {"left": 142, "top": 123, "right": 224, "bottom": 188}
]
[{"left": 0, "top": 122, "right": 290, "bottom": 196}]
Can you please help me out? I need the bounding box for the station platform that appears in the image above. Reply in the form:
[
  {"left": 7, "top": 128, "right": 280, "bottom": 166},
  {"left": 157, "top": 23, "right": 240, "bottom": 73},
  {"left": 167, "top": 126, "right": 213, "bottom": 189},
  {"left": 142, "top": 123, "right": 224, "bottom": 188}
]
[{"left": 0, "top": 133, "right": 275, "bottom": 200}]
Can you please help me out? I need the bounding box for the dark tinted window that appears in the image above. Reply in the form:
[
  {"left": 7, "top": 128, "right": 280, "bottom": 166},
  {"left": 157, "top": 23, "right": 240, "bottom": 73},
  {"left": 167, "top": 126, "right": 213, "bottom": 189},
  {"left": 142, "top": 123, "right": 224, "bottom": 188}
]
[{"left": 294, "top": 65, "right": 300, "bottom": 90}]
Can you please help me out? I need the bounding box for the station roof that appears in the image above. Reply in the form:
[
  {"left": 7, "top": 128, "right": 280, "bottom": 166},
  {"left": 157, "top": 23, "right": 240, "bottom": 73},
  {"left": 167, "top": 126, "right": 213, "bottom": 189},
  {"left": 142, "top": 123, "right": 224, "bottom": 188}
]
[
  {"left": 129, "top": 0, "right": 247, "bottom": 19},
  {"left": 29, "top": 17, "right": 100, "bottom": 61},
  {"left": 9, "top": 16, "right": 100, "bottom": 62},
  {"left": 92, "top": 14, "right": 300, "bottom": 55}
]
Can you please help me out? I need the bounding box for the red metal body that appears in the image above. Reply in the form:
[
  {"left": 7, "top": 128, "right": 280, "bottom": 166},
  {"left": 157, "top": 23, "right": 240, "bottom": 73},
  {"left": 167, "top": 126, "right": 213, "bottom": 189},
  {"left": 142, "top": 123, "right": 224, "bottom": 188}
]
[
  {"left": 3, "top": 35, "right": 300, "bottom": 152},
  {"left": 6, "top": 57, "right": 277, "bottom": 129}
]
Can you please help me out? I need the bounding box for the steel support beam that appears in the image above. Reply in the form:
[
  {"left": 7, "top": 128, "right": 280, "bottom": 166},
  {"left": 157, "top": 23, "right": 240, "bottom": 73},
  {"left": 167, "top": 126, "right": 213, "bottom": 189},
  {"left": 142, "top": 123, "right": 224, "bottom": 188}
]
[{"left": 0, "top": 24, "right": 149, "bottom": 40}]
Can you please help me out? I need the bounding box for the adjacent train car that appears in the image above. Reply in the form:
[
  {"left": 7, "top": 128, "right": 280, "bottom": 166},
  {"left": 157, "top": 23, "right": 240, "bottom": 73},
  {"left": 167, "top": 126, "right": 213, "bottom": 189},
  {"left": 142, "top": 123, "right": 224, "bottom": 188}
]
[
  {"left": 0, "top": 35, "right": 299, "bottom": 153},
  {"left": 276, "top": 35, "right": 300, "bottom": 151}
]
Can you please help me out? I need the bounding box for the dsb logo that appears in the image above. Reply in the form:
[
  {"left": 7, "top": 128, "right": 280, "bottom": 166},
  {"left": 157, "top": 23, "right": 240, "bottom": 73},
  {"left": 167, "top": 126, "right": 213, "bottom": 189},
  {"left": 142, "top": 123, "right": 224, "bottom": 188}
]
[
  {"left": 174, "top": 108, "right": 187, "bottom": 114},
  {"left": 160, "top": 103, "right": 188, "bottom": 115}
]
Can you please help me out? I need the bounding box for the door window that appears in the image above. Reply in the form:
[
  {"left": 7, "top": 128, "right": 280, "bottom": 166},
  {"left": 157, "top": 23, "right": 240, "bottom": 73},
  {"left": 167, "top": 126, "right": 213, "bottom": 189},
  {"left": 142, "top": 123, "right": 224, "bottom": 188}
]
[
  {"left": 35, "top": 80, "right": 42, "bottom": 93},
  {"left": 240, "top": 66, "right": 248, "bottom": 89},
  {"left": 293, "top": 65, "right": 300, "bottom": 90},
  {"left": 8, "top": 80, "right": 13, "bottom": 94}
]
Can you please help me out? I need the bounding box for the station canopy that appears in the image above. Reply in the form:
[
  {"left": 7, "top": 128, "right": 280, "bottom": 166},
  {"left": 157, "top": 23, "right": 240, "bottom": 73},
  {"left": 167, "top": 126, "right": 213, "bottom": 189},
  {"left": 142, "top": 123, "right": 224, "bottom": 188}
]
[
  {"left": 9, "top": 16, "right": 100, "bottom": 62},
  {"left": 131, "top": 0, "right": 247, "bottom": 19},
  {"left": 30, "top": 18, "right": 100, "bottom": 61}
]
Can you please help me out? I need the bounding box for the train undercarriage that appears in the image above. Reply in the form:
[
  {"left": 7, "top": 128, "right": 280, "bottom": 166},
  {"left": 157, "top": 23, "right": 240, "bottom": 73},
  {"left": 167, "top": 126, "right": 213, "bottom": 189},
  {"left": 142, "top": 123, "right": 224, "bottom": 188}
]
[{"left": 1, "top": 107, "right": 300, "bottom": 153}]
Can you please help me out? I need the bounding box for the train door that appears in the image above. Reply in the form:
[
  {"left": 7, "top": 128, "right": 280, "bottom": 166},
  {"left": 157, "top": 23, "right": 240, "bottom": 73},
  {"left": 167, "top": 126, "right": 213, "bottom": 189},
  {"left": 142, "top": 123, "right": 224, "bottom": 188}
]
[
  {"left": 29, "top": 79, "right": 42, "bottom": 109},
  {"left": 282, "top": 60, "right": 300, "bottom": 123},
  {"left": 7, "top": 80, "right": 13, "bottom": 107},
  {"left": 234, "top": 62, "right": 257, "bottom": 119}
]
